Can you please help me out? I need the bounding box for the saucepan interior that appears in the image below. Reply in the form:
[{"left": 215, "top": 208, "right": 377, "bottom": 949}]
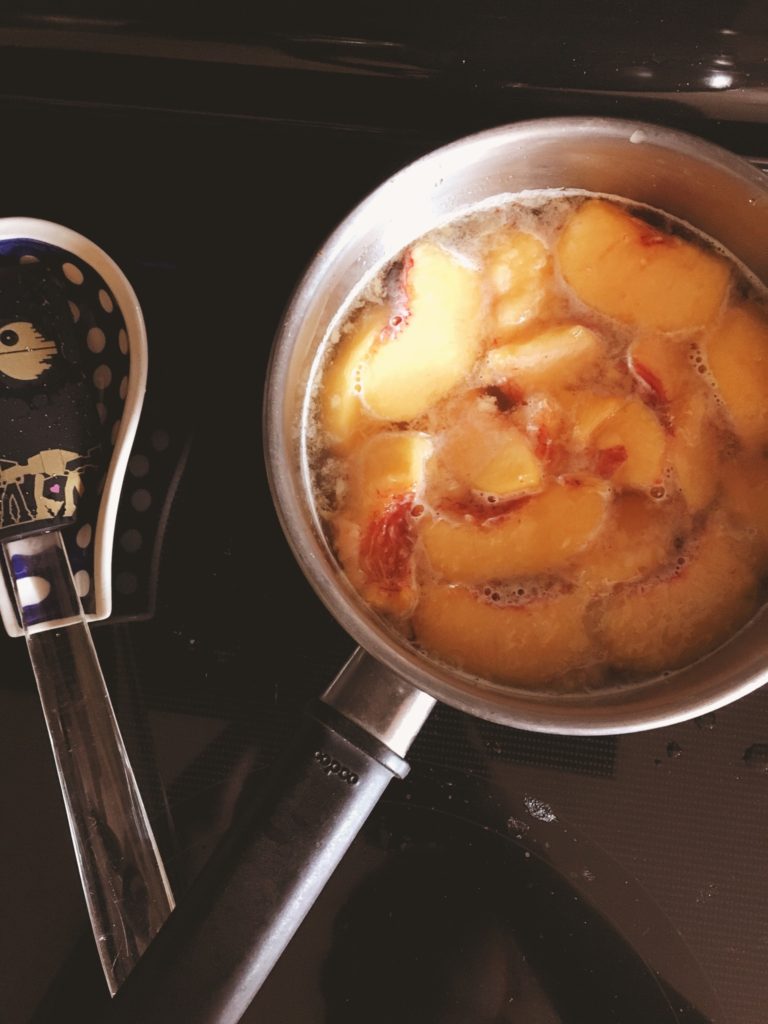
[{"left": 265, "top": 116, "right": 768, "bottom": 736}]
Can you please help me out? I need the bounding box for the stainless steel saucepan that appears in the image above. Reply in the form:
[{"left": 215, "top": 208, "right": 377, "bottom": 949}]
[{"left": 106, "top": 117, "right": 768, "bottom": 1024}]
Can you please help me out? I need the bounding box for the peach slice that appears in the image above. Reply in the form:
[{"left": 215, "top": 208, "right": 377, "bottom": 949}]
[
  {"left": 520, "top": 395, "right": 569, "bottom": 472},
  {"left": 360, "top": 242, "right": 483, "bottom": 421},
  {"left": 466, "top": 392, "right": 570, "bottom": 476},
  {"left": 591, "top": 398, "right": 667, "bottom": 491},
  {"left": 628, "top": 331, "right": 701, "bottom": 403},
  {"left": 334, "top": 498, "right": 419, "bottom": 618},
  {"left": 334, "top": 431, "right": 431, "bottom": 617},
  {"left": 721, "top": 453, "right": 768, "bottom": 552},
  {"left": 557, "top": 199, "right": 731, "bottom": 331},
  {"left": 320, "top": 308, "right": 387, "bottom": 451},
  {"left": 486, "top": 229, "right": 550, "bottom": 332},
  {"left": 412, "top": 582, "right": 592, "bottom": 686},
  {"left": 706, "top": 302, "right": 768, "bottom": 448},
  {"left": 344, "top": 431, "right": 432, "bottom": 519},
  {"left": 594, "top": 512, "right": 758, "bottom": 673},
  {"left": 571, "top": 493, "right": 682, "bottom": 588},
  {"left": 428, "top": 396, "right": 543, "bottom": 500},
  {"left": 668, "top": 390, "right": 718, "bottom": 513},
  {"left": 419, "top": 478, "right": 608, "bottom": 584},
  {"left": 561, "top": 391, "right": 624, "bottom": 447},
  {"left": 482, "top": 323, "right": 603, "bottom": 391}
]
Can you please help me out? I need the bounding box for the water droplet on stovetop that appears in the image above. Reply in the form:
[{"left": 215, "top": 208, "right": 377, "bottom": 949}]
[
  {"left": 743, "top": 743, "right": 768, "bottom": 772},
  {"left": 695, "top": 882, "right": 719, "bottom": 904},
  {"left": 695, "top": 712, "right": 717, "bottom": 731},
  {"left": 523, "top": 796, "right": 557, "bottom": 823},
  {"left": 667, "top": 741, "right": 683, "bottom": 759}
]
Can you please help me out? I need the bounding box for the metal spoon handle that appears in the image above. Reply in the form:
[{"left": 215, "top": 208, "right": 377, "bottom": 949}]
[{"left": 3, "top": 531, "right": 174, "bottom": 994}]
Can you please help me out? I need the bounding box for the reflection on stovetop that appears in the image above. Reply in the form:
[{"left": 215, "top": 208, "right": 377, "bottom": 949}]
[
  {"left": 0, "top": 19, "right": 767, "bottom": 1023},
  {"left": 28, "top": 712, "right": 727, "bottom": 1024},
  {"left": 241, "top": 726, "right": 732, "bottom": 1024},
  {"left": 259, "top": 798, "right": 714, "bottom": 1024},
  {"left": 23, "top": 614, "right": 768, "bottom": 1024},
  {"left": 0, "top": 2, "right": 766, "bottom": 147}
]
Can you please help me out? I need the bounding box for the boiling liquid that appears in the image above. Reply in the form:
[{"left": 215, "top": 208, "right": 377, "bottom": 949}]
[{"left": 308, "top": 192, "right": 768, "bottom": 692}]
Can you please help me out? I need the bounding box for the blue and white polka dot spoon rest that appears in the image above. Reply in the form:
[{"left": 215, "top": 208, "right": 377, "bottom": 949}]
[{"left": 0, "top": 219, "right": 174, "bottom": 994}]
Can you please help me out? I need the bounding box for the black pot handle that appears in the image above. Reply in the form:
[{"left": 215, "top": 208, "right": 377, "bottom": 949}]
[{"left": 104, "top": 654, "right": 431, "bottom": 1024}]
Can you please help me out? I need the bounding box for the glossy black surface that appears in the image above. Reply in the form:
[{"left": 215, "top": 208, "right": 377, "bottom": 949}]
[
  {"left": 0, "top": 9, "right": 767, "bottom": 1024},
  {"left": 0, "top": 1, "right": 764, "bottom": 145}
]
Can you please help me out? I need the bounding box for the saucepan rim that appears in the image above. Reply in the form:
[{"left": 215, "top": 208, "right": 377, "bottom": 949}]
[{"left": 264, "top": 115, "right": 768, "bottom": 735}]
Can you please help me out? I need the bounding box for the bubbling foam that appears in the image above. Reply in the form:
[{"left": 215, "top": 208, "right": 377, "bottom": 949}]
[{"left": 307, "top": 189, "right": 768, "bottom": 693}]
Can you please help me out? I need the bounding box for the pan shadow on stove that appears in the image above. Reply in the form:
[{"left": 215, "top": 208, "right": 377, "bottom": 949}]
[
  {"left": 411, "top": 704, "right": 618, "bottom": 780},
  {"left": 320, "top": 805, "right": 711, "bottom": 1024},
  {"left": 27, "top": 704, "right": 716, "bottom": 1024}
]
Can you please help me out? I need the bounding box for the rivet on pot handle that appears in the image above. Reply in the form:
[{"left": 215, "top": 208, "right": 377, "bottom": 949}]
[{"left": 103, "top": 650, "right": 434, "bottom": 1024}]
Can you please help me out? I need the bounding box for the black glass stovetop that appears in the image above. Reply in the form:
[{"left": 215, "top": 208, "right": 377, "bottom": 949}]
[{"left": 1, "top": 5, "right": 768, "bottom": 1024}]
